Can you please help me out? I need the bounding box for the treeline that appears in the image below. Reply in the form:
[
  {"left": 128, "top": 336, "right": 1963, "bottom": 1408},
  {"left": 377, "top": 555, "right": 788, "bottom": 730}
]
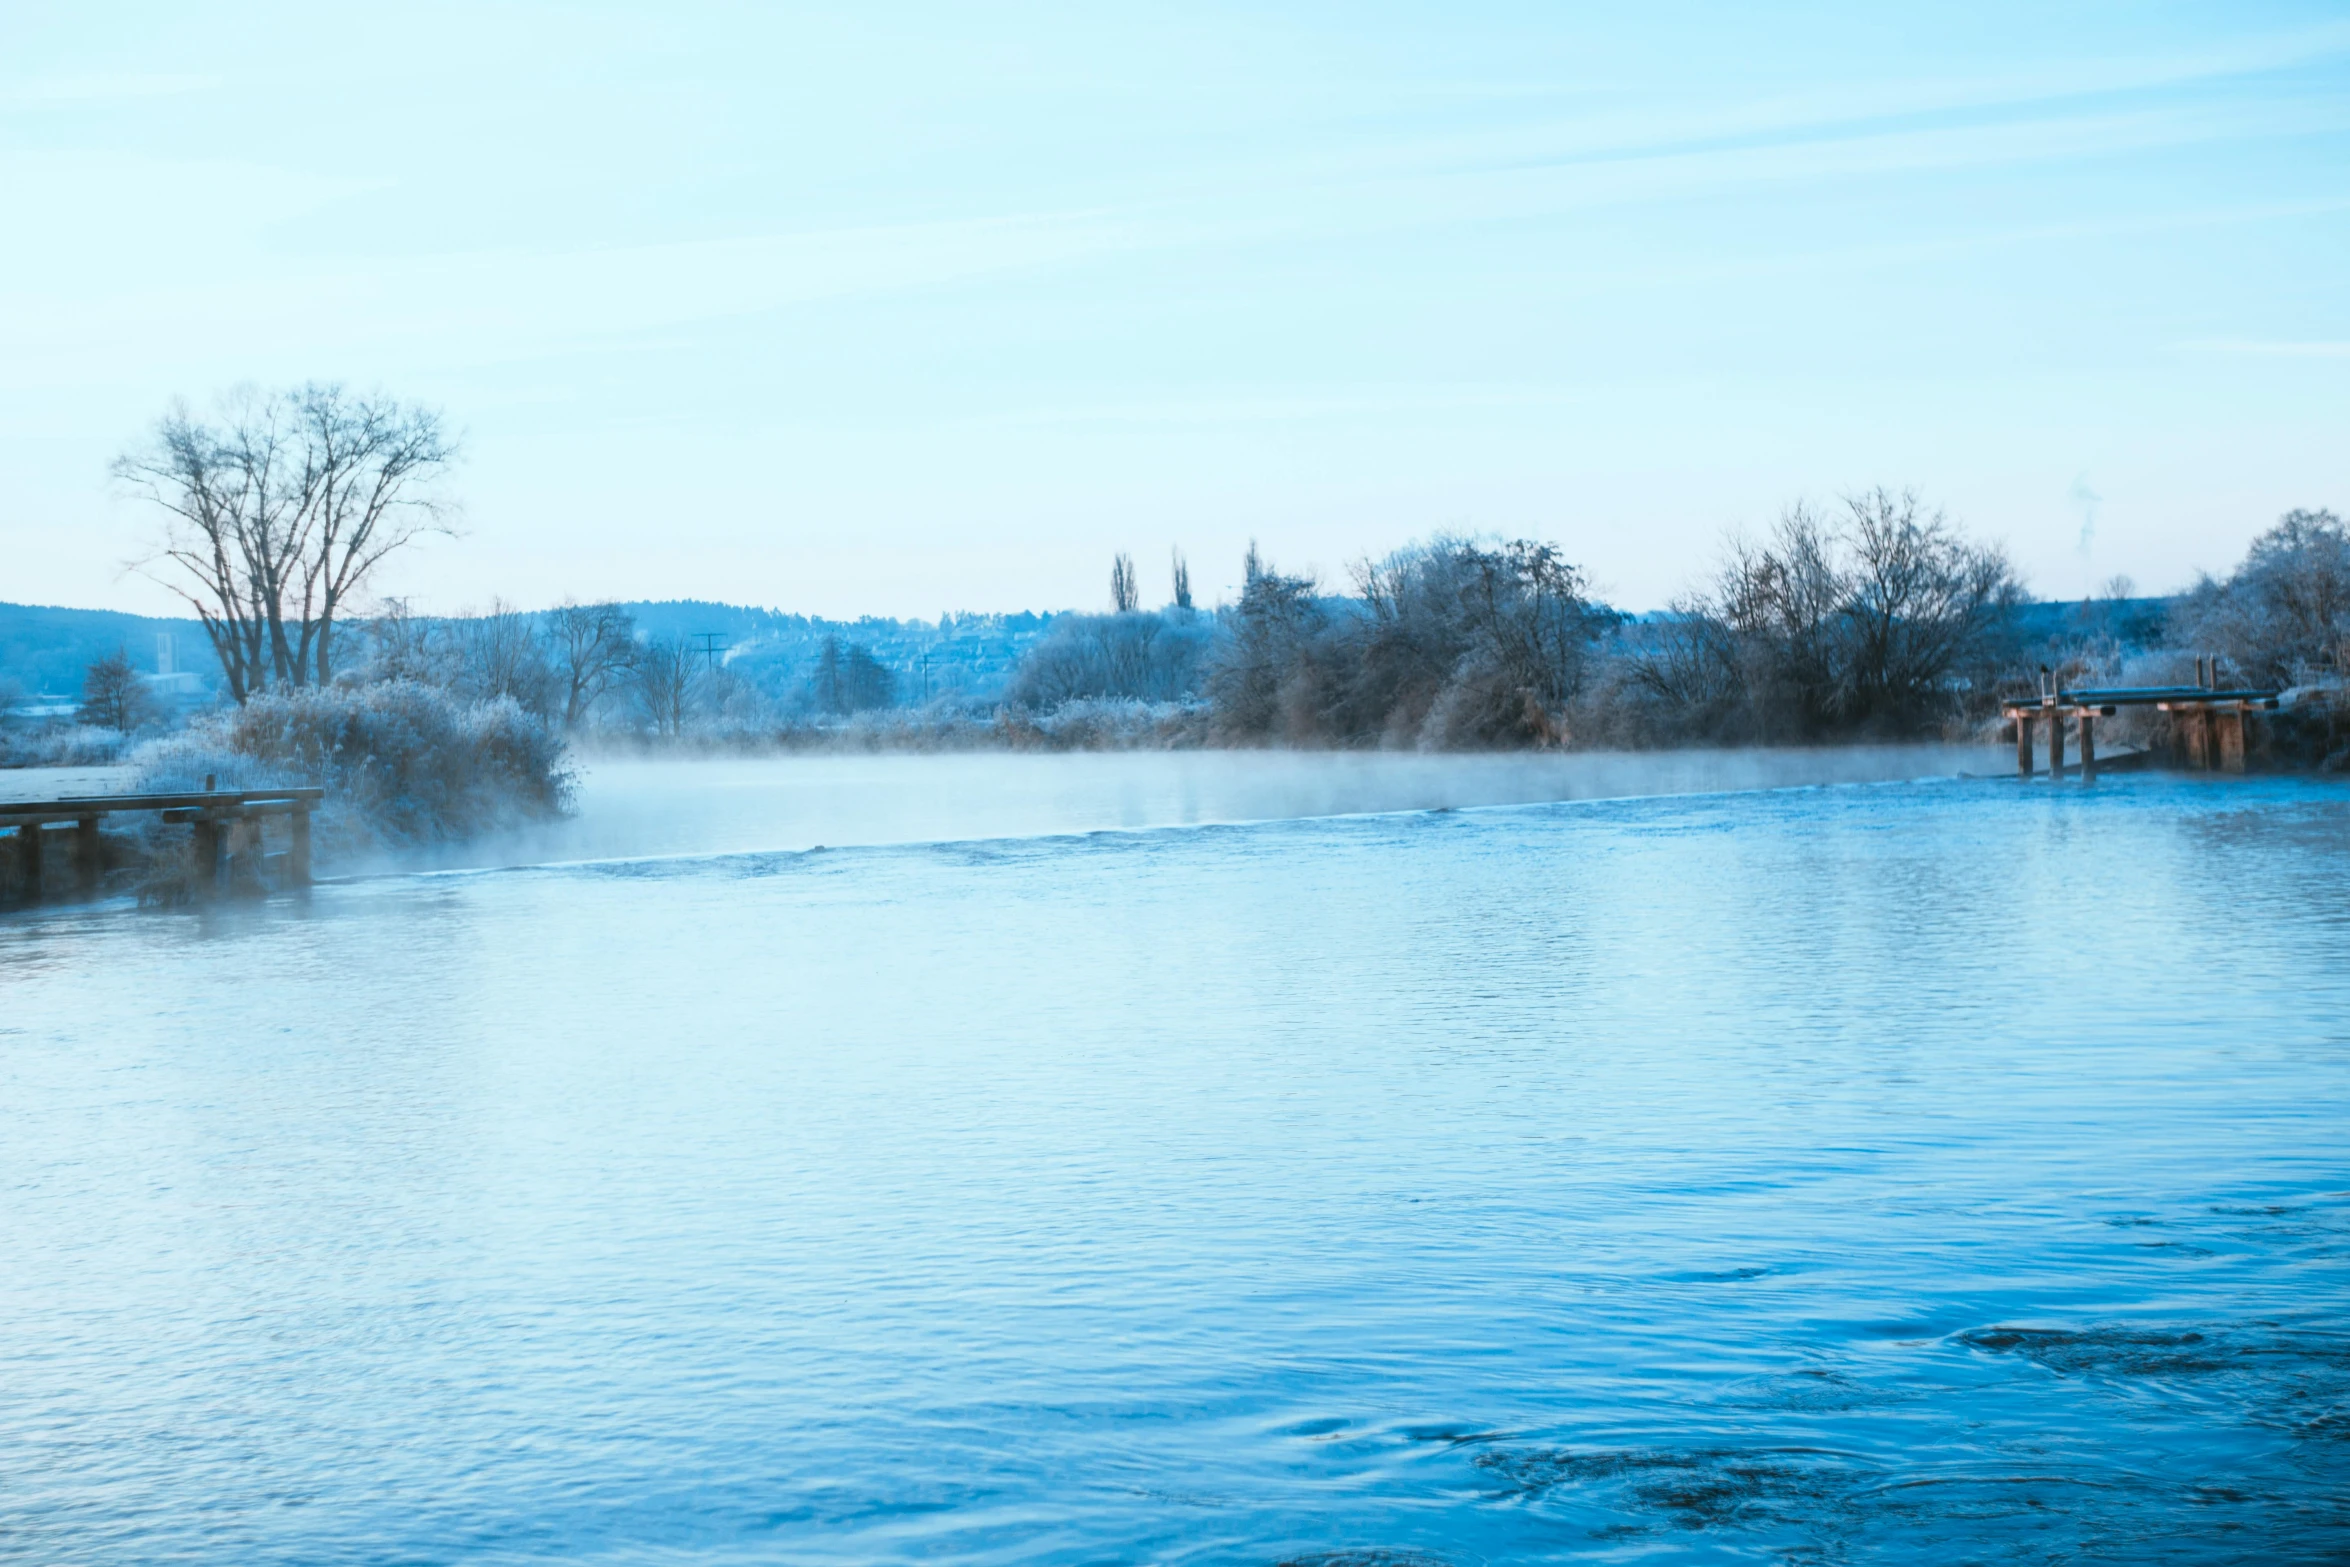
[
  {"left": 142, "top": 490, "right": 2346, "bottom": 767},
  {"left": 87, "top": 382, "right": 2348, "bottom": 767},
  {"left": 360, "top": 600, "right": 906, "bottom": 738},
  {"left": 1017, "top": 490, "right": 2030, "bottom": 748},
  {"left": 1001, "top": 494, "right": 2348, "bottom": 756},
  {"left": 2169, "top": 509, "right": 2350, "bottom": 689}
]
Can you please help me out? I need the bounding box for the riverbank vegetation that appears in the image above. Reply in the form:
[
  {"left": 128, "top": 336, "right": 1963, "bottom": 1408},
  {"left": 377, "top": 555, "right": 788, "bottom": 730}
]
[
  {"left": 2169, "top": 508, "right": 2350, "bottom": 766},
  {"left": 132, "top": 682, "right": 571, "bottom": 858}
]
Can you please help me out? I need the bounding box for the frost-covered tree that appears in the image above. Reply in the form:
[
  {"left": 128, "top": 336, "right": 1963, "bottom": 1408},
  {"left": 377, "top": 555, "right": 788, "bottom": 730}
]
[
  {"left": 77, "top": 647, "right": 158, "bottom": 733},
  {"left": 113, "top": 384, "right": 459, "bottom": 700},
  {"left": 546, "top": 601, "right": 638, "bottom": 731},
  {"left": 804, "top": 636, "right": 894, "bottom": 716},
  {"left": 2173, "top": 508, "right": 2350, "bottom": 686},
  {"left": 1644, "top": 490, "right": 2022, "bottom": 740}
]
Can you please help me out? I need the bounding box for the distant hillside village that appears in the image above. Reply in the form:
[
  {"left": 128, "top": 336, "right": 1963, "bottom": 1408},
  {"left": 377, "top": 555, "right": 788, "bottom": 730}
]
[{"left": 0, "top": 598, "right": 1064, "bottom": 719}]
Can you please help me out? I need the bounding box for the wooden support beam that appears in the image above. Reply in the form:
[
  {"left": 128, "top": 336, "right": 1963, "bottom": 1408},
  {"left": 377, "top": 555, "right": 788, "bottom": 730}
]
[
  {"left": 0, "top": 809, "right": 99, "bottom": 828},
  {"left": 2216, "top": 707, "right": 2246, "bottom": 773},
  {"left": 17, "top": 821, "right": 43, "bottom": 901},
  {"left": 2176, "top": 707, "right": 2210, "bottom": 770},
  {"left": 230, "top": 818, "right": 261, "bottom": 881},
  {"left": 75, "top": 815, "right": 100, "bottom": 894},
  {"left": 2049, "top": 708, "right": 2066, "bottom": 778},
  {"left": 190, "top": 819, "right": 223, "bottom": 895},
  {"left": 2080, "top": 714, "right": 2097, "bottom": 783},
  {"left": 289, "top": 804, "right": 312, "bottom": 886},
  {"left": 2015, "top": 712, "right": 2034, "bottom": 776},
  {"left": 53, "top": 787, "right": 324, "bottom": 812}
]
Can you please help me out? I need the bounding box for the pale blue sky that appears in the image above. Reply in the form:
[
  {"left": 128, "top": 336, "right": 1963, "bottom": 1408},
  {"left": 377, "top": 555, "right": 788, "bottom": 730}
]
[{"left": 4, "top": 2, "right": 2346, "bottom": 617}]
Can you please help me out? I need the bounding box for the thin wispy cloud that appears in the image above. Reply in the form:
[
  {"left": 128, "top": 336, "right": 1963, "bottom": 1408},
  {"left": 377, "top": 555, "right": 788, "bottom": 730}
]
[
  {"left": 1255, "top": 19, "right": 2350, "bottom": 187},
  {"left": 0, "top": 73, "right": 218, "bottom": 109},
  {"left": 2180, "top": 338, "right": 2350, "bottom": 358}
]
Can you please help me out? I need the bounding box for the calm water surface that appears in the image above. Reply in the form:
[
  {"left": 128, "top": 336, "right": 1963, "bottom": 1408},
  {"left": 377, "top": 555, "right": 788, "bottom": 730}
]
[{"left": 3, "top": 760, "right": 2347, "bottom": 1563}]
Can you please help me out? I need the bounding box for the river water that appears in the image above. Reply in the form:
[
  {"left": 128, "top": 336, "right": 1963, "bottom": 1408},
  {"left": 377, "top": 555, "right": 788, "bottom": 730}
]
[{"left": 4, "top": 754, "right": 2346, "bottom": 1563}]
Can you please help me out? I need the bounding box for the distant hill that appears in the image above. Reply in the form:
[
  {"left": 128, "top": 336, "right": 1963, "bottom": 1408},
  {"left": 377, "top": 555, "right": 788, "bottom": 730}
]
[
  {"left": 0, "top": 602, "right": 222, "bottom": 706},
  {"left": 2, "top": 593, "right": 2182, "bottom": 714},
  {"left": 2008, "top": 595, "right": 2175, "bottom": 647},
  {"left": 0, "top": 598, "right": 1064, "bottom": 711},
  {"left": 611, "top": 600, "right": 1061, "bottom": 703}
]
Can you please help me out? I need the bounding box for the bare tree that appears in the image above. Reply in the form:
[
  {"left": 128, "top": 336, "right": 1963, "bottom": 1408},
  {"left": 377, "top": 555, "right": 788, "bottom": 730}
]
[
  {"left": 1207, "top": 542, "right": 1325, "bottom": 738},
  {"left": 809, "top": 636, "right": 845, "bottom": 717},
  {"left": 546, "top": 601, "right": 638, "bottom": 731},
  {"left": 841, "top": 644, "right": 895, "bottom": 712},
  {"left": 1684, "top": 490, "right": 2021, "bottom": 737},
  {"left": 360, "top": 597, "right": 451, "bottom": 686},
  {"left": 1171, "top": 548, "right": 1192, "bottom": 611},
  {"left": 1343, "top": 535, "right": 1607, "bottom": 744},
  {"left": 113, "top": 393, "right": 299, "bottom": 702},
  {"left": 634, "top": 635, "right": 696, "bottom": 737},
  {"left": 806, "top": 635, "right": 894, "bottom": 715},
  {"left": 2175, "top": 508, "right": 2350, "bottom": 685},
  {"left": 77, "top": 648, "right": 158, "bottom": 732},
  {"left": 1111, "top": 552, "right": 1138, "bottom": 614},
  {"left": 283, "top": 385, "right": 460, "bottom": 685},
  {"left": 115, "top": 384, "right": 459, "bottom": 699},
  {"left": 1836, "top": 488, "right": 2019, "bottom": 719},
  {"left": 452, "top": 600, "right": 557, "bottom": 716}
]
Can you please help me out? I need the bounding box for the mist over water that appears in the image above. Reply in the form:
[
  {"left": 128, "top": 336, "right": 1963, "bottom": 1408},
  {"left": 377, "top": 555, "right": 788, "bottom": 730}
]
[
  {"left": 464, "top": 743, "right": 2008, "bottom": 867},
  {"left": 4, "top": 760, "right": 2347, "bottom": 1563}
]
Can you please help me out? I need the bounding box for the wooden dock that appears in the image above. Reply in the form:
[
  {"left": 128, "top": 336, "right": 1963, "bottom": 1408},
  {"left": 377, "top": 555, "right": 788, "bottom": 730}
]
[
  {"left": 2002, "top": 658, "right": 2280, "bottom": 781},
  {"left": 1, "top": 784, "right": 323, "bottom": 905}
]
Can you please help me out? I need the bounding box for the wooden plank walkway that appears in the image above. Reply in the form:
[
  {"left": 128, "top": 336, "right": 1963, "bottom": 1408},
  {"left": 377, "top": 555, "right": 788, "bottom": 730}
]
[{"left": 1, "top": 785, "right": 322, "bottom": 904}]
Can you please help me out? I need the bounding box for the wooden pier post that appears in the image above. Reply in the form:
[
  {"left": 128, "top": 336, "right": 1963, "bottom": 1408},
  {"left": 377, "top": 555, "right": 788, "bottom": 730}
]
[
  {"left": 17, "top": 822, "right": 43, "bottom": 900},
  {"left": 2216, "top": 707, "right": 2246, "bottom": 773},
  {"left": 75, "top": 815, "right": 101, "bottom": 895},
  {"left": 230, "top": 817, "right": 261, "bottom": 883},
  {"left": 2015, "top": 711, "right": 2034, "bottom": 776},
  {"left": 288, "top": 803, "right": 312, "bottom": 886},
  {"left": 2049, "top": 709, "right": 2066, "bottom": 779},
  {"left": 2079, "top": 714, "right": 2096, "bottom": 783},
  {"left": 191, "top": 818, "right": 223, "bottom": 894},
  {"left": 2178, "top": 707, "right": 2210, "bottom": 770}
]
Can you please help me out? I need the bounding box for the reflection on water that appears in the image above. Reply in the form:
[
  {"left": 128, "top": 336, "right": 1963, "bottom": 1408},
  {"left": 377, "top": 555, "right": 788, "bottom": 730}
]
[{"left": 3, "top": 762, "right": 2346, "bottom": 1564}]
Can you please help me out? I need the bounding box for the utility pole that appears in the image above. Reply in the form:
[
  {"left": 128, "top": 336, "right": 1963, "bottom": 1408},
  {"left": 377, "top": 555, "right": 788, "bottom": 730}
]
[{"left": 691, "top": 632, "right": 727, "bottom": 673}]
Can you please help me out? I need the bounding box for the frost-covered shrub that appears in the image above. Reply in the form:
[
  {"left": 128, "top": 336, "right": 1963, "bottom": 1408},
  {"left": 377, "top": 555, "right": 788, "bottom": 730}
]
[
  {"left": 993, "top": 698, "right": 1210, "bottom": 750},
  {"left": 133, "top": 680, "right": 572, "bottom": 854},
  {"left": 0, "top": 722, "right": 130, "bottom": 768},
  {"left": 1007, "top": 611, "right": 1217, "bottom": 709}
]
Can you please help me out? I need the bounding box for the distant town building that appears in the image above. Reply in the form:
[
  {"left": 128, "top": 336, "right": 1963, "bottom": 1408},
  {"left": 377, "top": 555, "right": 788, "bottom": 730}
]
[{"left": 145, "top": 632, "right": 207, "bottom": 702}]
